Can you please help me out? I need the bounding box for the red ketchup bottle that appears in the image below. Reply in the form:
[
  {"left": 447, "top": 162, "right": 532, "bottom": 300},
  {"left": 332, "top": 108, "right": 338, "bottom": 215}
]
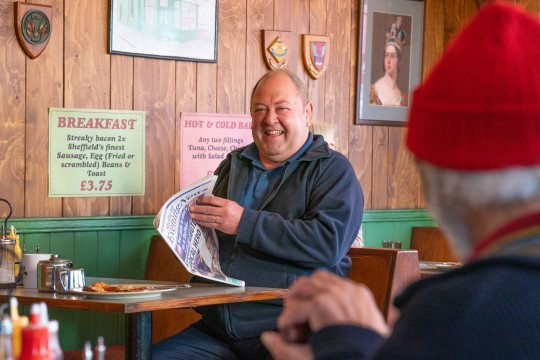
[{"left": 18, "top": 303, "right": 50, "bottom": 360}]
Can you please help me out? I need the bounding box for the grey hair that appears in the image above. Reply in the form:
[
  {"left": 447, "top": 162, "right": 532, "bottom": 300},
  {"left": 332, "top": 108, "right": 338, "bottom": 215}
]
[
  {"left": 417, "top": 161, "right": 540, "bottom": 260},
  {"left": 249, "top": 69, "right": 309, "bottom": 108},
  {"left": 418, "top": 161, "right": 540, "bottom": 208}
]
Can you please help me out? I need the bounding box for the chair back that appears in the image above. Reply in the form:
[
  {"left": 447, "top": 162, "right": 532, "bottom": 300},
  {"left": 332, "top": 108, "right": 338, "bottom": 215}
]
[
  {"left": 410, "top": 226, "right": 458, "bottom": 262},
  {"left": 347, "top": 247, "right": 420, "bottom": 321},
  {"left": 146, "top": 235, "right": 201, "bottom": 343}
]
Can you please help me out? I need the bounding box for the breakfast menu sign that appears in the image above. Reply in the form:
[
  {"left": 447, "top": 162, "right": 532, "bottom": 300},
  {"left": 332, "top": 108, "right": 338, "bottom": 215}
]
[{"left": 48, "top": 108, "right": 145, "bottom": 197}]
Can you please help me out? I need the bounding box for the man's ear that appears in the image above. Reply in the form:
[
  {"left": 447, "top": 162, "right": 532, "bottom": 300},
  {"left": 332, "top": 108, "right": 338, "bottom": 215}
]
[{"left": 305, "top": 102, "right": 314, "bottom": 127}]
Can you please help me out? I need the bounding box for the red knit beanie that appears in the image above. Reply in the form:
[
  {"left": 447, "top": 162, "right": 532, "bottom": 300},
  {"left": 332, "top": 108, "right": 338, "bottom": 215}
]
[{"left": 406, "top": 2, "right": 540, "bottom": 170}]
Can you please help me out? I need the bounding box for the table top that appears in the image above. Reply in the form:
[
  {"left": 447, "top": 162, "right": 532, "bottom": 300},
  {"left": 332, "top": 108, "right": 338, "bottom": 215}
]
[{"left": 0, "top": 277, "right": 288, "bottom": 314}]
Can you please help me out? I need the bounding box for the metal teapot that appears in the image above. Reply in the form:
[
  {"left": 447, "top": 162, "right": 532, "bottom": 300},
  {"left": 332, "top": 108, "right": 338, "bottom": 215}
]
[{"left": 37, "top": 254, "right": 73, "bottom": 292}]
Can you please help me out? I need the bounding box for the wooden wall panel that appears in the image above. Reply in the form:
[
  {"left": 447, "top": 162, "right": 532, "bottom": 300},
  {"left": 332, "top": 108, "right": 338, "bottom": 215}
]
[
  {"left": 25, "top": 0, "right": 63, "bottom": 218},
  {"left": 196, "top": 63, "right": 217, "bottom": 112},
  {"left": 217, "top": 0, "right": 247, "bottom": 114},
  {"left": 244, "top": 0, "right": 273, "bottom": 113},
  {"left": 110, "top": 55, "right": 134, "bottom": 215},
  {"left": 521, "top": 0, "right": 540, "bottom": 15},
  {"left": 307, "top": 0, "right": 327, "bottom": 130},
  {"left": 422, "top": 0, "right": 444, "bottom": 79},
  {"left": 0, "top": 0, "right": 25, "bottom": 217},
  {"left": 132, "top": 58, "right": 176, "bottom": 215},
  {"left": 349, "top": 0, "right": 373, "bottom": 209},
  {"left": 372, "top": 127, "right": 389, "bottom": 209},
  {"left": 274, "top": 0, "right": 309, "bottom": 85},
  {"left": 1, "top": 0, "right": 503, "bottom": 218},
  {"left": 325, "top": 0, "right": 351, "bottom": 158},
  {"left": 175, "top": 62, "right": 197, "bottom": 192},
  {"left": 388, "top": 128, "right": 421, "bottom": 208},
  {"left": 63, "top": 0, "right": 110, "bottom": 216}
]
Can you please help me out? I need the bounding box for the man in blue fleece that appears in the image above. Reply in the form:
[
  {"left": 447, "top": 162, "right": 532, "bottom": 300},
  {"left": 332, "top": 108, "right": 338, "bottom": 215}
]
[
  {"left": 152, "top": 69, "right": 363, "bottom": 359},
  {"left": 261, "top": 3, "right": 540, "bottom": 360}
]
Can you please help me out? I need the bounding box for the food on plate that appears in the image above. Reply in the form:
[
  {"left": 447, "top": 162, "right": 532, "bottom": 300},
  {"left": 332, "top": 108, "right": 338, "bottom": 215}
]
[{"left": 82, "top": 281, "right": 149, "bottom": 293}]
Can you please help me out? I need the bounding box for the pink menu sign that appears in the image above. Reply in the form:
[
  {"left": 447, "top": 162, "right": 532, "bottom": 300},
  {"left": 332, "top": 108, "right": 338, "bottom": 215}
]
[{"left": 179, "top": 112, "right": 253, "bottom": 189}]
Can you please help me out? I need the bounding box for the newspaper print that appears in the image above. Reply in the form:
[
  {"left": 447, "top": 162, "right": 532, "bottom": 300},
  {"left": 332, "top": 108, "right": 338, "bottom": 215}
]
[{"left": 154, "top": 175, "right": 245, "bottom": 286}]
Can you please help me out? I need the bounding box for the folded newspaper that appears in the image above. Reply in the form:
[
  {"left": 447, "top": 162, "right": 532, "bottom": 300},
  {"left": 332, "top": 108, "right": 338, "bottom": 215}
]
[{"left": 153, "top": 175, "right": 245, "bottom": 287}]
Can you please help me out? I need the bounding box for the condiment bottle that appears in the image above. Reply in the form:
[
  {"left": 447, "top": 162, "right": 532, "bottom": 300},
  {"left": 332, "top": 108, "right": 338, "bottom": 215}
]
[
  {"left": 19, "top": 303, "right": 50, "bottom": 360},
  {"left": 94, "top": 336, "right": 105, "bottom": 360},
  {"left": 8, "top": 226, "right": 22, "bottom": 279},
  {"left": 0, "top": 313, "right": 13, "bottom": 360},
  {"left": 48, "top": 320, "right": 63, "bottom": 360},
  {"left": 10, "top": 297, "right": 28, "bottom": 359},
  {"left": 83, "top": 341, "right": 92, "bottom": 360}
]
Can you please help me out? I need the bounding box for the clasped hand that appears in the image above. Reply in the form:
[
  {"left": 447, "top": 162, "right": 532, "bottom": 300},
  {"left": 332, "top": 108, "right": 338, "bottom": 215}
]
[{"left": 261, "top": 270, "right": 390, "bottom": 360}]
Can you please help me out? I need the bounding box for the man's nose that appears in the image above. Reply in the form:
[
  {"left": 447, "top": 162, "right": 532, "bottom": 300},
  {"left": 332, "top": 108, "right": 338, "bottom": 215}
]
[{"left": 263, "top": 108, "right": 278, "bottom": 124}]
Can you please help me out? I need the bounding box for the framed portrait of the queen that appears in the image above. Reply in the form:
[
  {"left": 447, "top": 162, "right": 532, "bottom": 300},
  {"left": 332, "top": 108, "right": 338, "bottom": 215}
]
[{"left": 355, "top": 0, "right": 424, "bottom": 126}]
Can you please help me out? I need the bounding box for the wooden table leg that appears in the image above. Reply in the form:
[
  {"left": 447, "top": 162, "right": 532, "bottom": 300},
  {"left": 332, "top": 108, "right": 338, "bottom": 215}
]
[{"left": 125, "top": 312, "right": 152, "bottom": 360}]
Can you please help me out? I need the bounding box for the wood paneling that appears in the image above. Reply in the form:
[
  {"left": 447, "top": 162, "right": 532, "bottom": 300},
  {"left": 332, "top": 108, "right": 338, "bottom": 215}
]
[
  {"left": 2, "top": 0, "right": 532, "bottom": 219},
  {"left": 0, "top": 0, "right": 25, "bottom": 218},
  {"left": 132, "top": 58, "right": 176, "bottom": 214},
  {"left": 63, "top": 0, "right": 110, "bottom": 217},
  {"left": 217, "top": 0, "right": 247, "bottom": 114},
  {"left": 25, "top": 0, "right": 63, "bottom": 218},
  {"left": 245, "top": 0, "right": 273, "bottom": 113},
  {"left": 110, "top": 55, "right": 134, "bottom": 215}
]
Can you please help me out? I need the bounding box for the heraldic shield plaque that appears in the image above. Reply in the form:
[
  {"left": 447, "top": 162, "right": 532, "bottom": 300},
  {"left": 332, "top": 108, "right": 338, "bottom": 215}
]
[
  {"left": 15, "top": 2, "right": 52, "bottom": 59},
  {"left": 302, "top": 34, "right": 330, "bottom": 79},
  {"left": 263, "top": 30, "right": 290, "bottom": 70}
]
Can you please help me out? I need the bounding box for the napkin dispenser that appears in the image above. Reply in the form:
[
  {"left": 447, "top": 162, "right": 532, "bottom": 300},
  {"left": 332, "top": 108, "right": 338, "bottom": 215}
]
[{"left": 37, "top": 254, "right": 73, "bottom": 292}]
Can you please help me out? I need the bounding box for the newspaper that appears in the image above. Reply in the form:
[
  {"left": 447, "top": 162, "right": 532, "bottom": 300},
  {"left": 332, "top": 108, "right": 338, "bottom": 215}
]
[{"left": 153, "top": 175, "right": 245, "bottom": 287}]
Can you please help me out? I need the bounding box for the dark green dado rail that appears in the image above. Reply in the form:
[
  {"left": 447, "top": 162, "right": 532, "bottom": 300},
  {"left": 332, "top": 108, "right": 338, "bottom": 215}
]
[{"left": 7, "top": 209, "right": 434, "bottom": 351}]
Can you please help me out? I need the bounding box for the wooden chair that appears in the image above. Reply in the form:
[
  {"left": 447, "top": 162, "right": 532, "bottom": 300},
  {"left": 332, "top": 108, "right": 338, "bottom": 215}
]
[
  {"left": 145, "top": 235, "right": 202, "bottom": 343},
  {"left": 347, "top": 247, "right": 420, "bottom": 323},
  {"left": 410, "top": 226, "right": 458, "bottom": 262}
]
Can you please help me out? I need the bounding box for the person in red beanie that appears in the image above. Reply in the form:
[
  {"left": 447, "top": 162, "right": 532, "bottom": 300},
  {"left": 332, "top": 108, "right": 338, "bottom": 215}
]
[{"left": 261, "top": 2, "right": 540, "bottom": 359}]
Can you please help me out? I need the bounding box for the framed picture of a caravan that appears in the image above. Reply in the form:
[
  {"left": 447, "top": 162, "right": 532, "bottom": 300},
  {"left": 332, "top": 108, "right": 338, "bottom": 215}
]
[
  {"left": 355, "top": 0, "right": 424, "bottom": 126},
  {"left": 109, "top": 0, "right": 218, "bottom": 62}
]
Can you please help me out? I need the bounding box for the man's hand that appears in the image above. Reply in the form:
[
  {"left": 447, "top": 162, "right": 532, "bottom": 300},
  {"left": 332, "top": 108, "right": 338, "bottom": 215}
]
[
  {"left": 261, "top": 331, "right": 314, "bottom": 360},
  {"left": 281, "top": 269, "right": 390, "bottom": 340},
  {"left": 189, "top": 195, "right": 244, "bottom": 234}
]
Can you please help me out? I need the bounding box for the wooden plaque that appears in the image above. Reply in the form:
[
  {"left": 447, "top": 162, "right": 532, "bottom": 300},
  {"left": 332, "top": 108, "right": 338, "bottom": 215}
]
[
  {"left": 302, "top": 34, "right": 330, "bottom": 79},
  {"left": 263, "top": 30, "right": 290, "bottom": 70},
  {"left": 15, "top": 2, "right": 52, "bottom": 59}
]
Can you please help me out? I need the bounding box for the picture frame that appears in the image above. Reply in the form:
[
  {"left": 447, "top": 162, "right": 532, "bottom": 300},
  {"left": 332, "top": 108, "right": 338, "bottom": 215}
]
[
  {"left": 355, "top": 0, "right": 424, "bottom": 126},
  {"left": 109, "top": 0, "right": 218, "bottom": 63}
]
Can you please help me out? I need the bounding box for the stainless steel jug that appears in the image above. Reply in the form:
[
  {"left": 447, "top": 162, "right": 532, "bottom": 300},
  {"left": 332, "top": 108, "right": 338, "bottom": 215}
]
[{"left": 56, "top": 267, "right": 85, "bottom": 293}]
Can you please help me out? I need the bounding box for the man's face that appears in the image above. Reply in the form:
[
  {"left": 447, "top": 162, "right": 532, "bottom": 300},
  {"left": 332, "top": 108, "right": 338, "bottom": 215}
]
[{"left": 250, "top": 72, "right": 313, "bottom": 169}]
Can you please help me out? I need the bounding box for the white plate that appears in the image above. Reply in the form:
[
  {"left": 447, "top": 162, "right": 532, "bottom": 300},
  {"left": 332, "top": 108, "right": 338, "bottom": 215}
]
[
  {"left": 69, "top": 284, "right": 187, "bottom": 299},
  {"left": 434, "top": 262, "right": 462, "bottom": 271}
]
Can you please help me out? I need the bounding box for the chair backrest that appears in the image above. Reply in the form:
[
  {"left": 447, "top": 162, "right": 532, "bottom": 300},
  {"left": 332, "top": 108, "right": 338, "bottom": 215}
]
[
  {"left": 410, "top": 226, "right": 458, "bottom": 262},
  {"left": 347, "top": 247, "right": 420, "bottom": 322},
  {"left": 146, "top": 235, "right": 201, "bottom": 343}
]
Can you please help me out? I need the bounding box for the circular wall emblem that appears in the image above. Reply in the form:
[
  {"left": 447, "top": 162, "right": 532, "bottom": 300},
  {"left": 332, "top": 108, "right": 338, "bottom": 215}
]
[{"left": 21, "top": 10, "right": 51, "bottom": 45}]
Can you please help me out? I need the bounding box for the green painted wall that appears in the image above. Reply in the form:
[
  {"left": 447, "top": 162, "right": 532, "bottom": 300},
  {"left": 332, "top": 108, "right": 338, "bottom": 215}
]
[{"left": 7, "top": 209, "right": 435, "bottom": 350}]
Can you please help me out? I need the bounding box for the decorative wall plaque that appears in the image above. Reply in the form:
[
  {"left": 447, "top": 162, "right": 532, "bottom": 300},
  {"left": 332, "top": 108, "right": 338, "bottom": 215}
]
[
  {"left": 263, "top": 30, "right": 290, "bottom": 70},
  {"left": 302, "top": 34, "right": 331, "bottom": 79},
  {"left": 15, "top": 2, "right": 52, "bottom": 59}
]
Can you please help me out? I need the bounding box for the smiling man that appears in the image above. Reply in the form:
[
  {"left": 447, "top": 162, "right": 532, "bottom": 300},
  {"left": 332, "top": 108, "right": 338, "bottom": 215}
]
[{"left": 152, "top": 69, "right": 364, "bottom": 359}]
